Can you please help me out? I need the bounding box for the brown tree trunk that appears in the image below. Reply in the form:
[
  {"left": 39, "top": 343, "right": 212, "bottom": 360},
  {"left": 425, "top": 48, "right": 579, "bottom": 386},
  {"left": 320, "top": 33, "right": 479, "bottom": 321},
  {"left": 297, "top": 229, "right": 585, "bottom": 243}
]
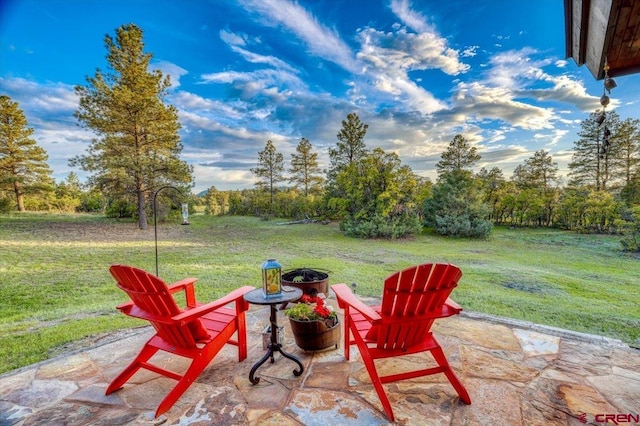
[
  {"left": 14, "top": 181, "right": 25, "bottom": 212},
  {"left": 137, "top": 189, "right": 148, "bottom": 230}
]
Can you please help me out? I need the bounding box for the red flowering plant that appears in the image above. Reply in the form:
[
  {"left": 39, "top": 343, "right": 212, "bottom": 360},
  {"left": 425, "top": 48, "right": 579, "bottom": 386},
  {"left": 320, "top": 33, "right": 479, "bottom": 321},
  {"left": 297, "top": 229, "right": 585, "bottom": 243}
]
[{"left": 285, "top": 293, "right": 338, "bottom": 328}]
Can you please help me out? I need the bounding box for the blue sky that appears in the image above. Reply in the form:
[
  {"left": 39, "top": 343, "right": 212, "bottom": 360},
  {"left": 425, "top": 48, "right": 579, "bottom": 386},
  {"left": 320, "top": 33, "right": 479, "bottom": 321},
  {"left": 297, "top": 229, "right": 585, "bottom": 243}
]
[{"left": 1, "top": 0, "right": 639, "bottom": 193}]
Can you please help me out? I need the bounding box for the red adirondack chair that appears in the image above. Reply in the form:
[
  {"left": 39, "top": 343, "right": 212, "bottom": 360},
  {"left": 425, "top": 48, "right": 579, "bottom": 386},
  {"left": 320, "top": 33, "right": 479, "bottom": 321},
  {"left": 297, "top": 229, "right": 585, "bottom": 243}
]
[
  {"left": 332, "top": 263, "right": 471, "bottom": 421},
  {"left": 106, "top": 264, "right": 254, "bottom": 417}
]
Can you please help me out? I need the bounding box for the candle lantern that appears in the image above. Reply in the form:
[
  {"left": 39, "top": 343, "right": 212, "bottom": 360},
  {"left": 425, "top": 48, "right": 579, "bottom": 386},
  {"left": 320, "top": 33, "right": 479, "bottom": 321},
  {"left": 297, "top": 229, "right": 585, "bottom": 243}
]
[{"left": 262, "top": 258, "right": 282, "bottom": 298}]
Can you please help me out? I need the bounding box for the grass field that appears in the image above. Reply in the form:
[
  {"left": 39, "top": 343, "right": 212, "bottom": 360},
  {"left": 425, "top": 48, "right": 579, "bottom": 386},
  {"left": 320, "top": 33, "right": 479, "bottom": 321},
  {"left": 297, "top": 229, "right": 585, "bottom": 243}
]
[{"left": 1, "top": 213, "right": 639, "bottom": 374}]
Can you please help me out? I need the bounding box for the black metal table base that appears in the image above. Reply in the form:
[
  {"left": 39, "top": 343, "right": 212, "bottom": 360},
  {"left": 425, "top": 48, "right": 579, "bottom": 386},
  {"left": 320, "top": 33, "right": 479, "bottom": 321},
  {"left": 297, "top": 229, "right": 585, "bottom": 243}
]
[{"left": 249, "top": 305, "right": 304, "bottom": 384}]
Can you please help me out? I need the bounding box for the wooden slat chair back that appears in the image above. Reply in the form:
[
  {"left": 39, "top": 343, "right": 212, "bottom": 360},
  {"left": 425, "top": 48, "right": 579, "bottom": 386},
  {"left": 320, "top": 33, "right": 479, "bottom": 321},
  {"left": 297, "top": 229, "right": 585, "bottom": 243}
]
[
  {"left": 110, "top": 265, "right": 203, "bottom": 348},
  {"left": 106, "top": 264, "right": 254, "bottom": 417},
  {"left": 332, "top": 263, "right": 471, "bottom": 422},
  {"left": 370, "top": 263, "right": 462, "bottom": 350}
]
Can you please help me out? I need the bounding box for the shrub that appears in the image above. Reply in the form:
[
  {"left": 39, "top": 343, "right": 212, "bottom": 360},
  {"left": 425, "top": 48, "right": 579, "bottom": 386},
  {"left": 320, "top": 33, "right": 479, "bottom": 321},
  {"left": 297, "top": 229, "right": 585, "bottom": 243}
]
[
  {"left": 435, "top": 214, "right": 492, "bottom": 238},
  {"left": 0, "top": 198, "right": 13, "bottom": 213},
  {"left": 105, "top": 199, "right": 136, "bottom": 218},
  {"left": 619, "top": 206, "right": 640, "bottom": 252},
  {"left": 342, "top": 213, "right": 422, "bottom": 239}
]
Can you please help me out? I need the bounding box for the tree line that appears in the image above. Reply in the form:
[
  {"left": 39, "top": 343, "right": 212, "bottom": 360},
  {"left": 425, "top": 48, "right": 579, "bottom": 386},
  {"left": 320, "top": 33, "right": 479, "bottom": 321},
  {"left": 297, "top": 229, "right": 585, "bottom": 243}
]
[
  {"left": 201, "top": 110, "right": 640, "bottom": 250},
  {"left": 1, "top": 24, "right": 639, "bottom": 250}
]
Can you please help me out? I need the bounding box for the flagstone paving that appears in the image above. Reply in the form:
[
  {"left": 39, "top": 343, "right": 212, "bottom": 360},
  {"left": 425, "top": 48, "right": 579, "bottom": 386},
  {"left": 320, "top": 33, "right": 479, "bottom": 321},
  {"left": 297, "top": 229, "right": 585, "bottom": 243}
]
[{"left": 1, "top": 294, "right": 639, "bottom": 425}]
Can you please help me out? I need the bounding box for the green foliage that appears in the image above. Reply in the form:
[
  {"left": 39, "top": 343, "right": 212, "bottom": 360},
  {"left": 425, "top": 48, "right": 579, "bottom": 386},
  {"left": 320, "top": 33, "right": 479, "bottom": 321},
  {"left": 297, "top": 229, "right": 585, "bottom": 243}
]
[
  {"left": 434, "top": 215, "right": 492, "bottom": 238},
  {"left": 251, "top": 140, "right": 285, "bottom": 214},
  {"left": 619, "top": 206, "right": 640, "bottom": 252},
  {"left": 105, "top": 197, "right": 137, "bottom": 218},
  {"left": 331, "top": 148, "right": 424, "bottom": 238},
  {"left": 289, "top": 138, "right": 324, "bottom": 197},
  {"left": 0, "top": 95, "right": 54, "bottom": 212},
  {"left": 203, "top": 186, "right": 230, "bottom": 216},
  {"left": 328, "top": 112, "right": 369, "bottom": 180},
  {"left": 0, "top": 197, "right": 12, "bottom": 213},
  {"left": 325, "top": 113, "right": 370, "bottom": 219},
  {"left": 72, "top": 24, "right": 193, "bottom": 229},
  {"left": 436, "top": 134, "right": 480, "bottom": 175},
  {"left": 342, "top": 213, "right": 422, "bottom": 238},
  {"left": 78, "top": 189, "right": 107, "bottom": 213},
  {"left": 568, "top": 110, "right": 623, "bottom": 191},
  {"left": 425, "top": 169, "right": 492, "bottom": 238}
]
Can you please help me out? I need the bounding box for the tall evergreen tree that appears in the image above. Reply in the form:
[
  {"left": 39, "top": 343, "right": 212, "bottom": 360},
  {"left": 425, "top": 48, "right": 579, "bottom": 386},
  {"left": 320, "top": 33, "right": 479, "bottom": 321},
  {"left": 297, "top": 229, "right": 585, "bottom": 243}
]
[
  {"left": 71, "top": 24, "right": 192, "bottom": 229},
  {"left": 612, "top": 118, "right": 640, "bottom": 186},
  {"left": 436, "top": 134, "right": 481, "bottom": 176},
  {"left": 251, "top": 140, "right": 284, "bottom": 213},
  {"left": 568, "top": 110, "right": 621, "bottom": 191},
  {"left": 0, "top": 95, "right": 53, "bottom": 211},
  {"left": 426, "top": 134, "right": 489, "bottom": 237},
  {"left": 289, "top": 138, "right": 323, "bottom": 196},
  {"left": 327, "top": 112, "right": 369, "bottom": 181},
  {"left": 511, "top": 150, "right": 560, "bottom": 226},
  {"left": 325, "top": 113, "right": 369, "bottom": 219},
  {"left": 512, "top": 150, "right": 558, "bottom": 191}
]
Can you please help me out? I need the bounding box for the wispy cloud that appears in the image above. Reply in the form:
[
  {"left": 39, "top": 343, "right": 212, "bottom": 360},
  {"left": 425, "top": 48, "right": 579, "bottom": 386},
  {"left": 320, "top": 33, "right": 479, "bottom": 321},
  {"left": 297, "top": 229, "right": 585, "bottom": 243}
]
[
  {"left": 219, "top": 29, "right": 299, "bottom": 74},
  {"left": 237, "top": 0, "right": 358, "bottom": 72},
  {"left": 390, "top": 0, "right": 433, "bottom": 33}
]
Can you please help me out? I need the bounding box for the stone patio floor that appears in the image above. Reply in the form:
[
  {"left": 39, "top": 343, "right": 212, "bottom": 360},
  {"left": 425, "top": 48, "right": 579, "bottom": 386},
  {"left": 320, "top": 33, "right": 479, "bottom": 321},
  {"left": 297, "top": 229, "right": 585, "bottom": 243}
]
[{"left": 1, "top": 293, "right": 639, "bottom": 425}]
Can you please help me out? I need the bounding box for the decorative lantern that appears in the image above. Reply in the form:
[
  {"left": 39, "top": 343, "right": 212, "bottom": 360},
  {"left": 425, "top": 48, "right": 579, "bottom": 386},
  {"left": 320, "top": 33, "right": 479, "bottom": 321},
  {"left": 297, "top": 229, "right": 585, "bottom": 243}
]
[{"left": 262, "top": 259, "right": 282, "bottom": 298}]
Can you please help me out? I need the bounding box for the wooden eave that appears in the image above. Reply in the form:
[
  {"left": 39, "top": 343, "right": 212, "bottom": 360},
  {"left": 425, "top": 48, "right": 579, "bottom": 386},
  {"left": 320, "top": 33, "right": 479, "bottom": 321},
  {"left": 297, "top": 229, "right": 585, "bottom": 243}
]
[{"left": 565, "top": 0, "right": 640, "bottom": 80}]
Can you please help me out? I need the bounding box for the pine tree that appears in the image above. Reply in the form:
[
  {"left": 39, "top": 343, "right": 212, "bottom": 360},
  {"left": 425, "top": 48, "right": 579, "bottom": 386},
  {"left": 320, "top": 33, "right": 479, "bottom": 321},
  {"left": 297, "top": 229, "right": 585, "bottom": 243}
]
[
  {"left": 426, "top": 134, "right": 489, "bottom": 237},
  {"left": 327, "top": 112, "right": 369, "bottom": 181},
  {"left": 512, "top": 150, "right": 558, "bottom": 191},
  {"left": 0, "top": 95, "right": 53, "bottom": 211},
  {"left": 568, "top": 110, "right": 621, "bottom": 191},
  {"left": 71, "top": 24, "right": 192, "bottom": 229},
  {"left": 436, "top": 134, "right": 481, "bottom": 176},
  {"left": 325, "top": 113, "right": 369, "bottom": 218},
  {"left": 289, "top": 138, "right": 323, "bottom": 196},
  {"left": 251, "top": 140, "right": 284, "bottom": 214},
  {"left": 612, "top": 118, "right": 640, "bottom": 186}
]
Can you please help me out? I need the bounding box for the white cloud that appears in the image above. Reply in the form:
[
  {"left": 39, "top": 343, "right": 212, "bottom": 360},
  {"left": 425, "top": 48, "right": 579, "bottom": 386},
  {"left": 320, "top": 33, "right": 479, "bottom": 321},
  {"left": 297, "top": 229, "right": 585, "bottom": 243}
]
[
  {"left": 151, "top": 61, "right": 188, "bottom": 89},
  {"left": 390, "top": 0, "right": 432, "bottom": 33},
  {"left": 0, "top": 77, "right": 78, "bottom": 113},
  {"left": 237, "top": 0, "right": 358, "bottom": 72},
  {"left": 220, "top": 30, "right": 299, "bottom": 73},
  {"left": 219, "top": 29, "right": 247, "bottom": 47}
]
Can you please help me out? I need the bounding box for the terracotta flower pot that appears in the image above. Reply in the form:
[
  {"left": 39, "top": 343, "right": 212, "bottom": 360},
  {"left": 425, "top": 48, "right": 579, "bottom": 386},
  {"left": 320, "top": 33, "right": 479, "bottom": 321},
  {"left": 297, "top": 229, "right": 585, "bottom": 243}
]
[{"left": 289, "top": 317, "right": 340, "bottom": 351}]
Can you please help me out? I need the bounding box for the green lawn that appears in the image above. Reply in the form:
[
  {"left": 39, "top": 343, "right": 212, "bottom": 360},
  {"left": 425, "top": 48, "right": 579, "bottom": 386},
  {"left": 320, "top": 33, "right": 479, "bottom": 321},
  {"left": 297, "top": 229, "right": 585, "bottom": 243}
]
[{"left": 1, "top": 213, "right": 638, "bottom": 374}]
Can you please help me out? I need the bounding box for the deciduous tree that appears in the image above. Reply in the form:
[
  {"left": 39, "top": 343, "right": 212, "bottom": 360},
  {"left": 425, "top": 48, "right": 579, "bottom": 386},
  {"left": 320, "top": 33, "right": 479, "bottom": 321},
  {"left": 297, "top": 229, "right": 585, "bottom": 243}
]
[{"left": 71, "top": 24, "right": 192, "bottom": 229}]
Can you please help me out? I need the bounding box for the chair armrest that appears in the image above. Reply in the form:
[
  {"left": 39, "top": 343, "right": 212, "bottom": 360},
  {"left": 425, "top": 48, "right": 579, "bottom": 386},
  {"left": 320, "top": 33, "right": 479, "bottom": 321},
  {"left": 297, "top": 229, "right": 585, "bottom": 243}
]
[
  {"left": 167, "top": 277, "right": 199, "bottom": 293},
  {"left": 445, "top": 297, "right": 462, "bottom": 311},
  {"left": 173, "top": 286, "right": 255, "bottom": 324},
  {"left": 331, "top": 283, "right": 381, "bottom": 322},
  {"left": 439, "top": 297, "right": 463, "bottom": 317},
  {"left": 167, "top": 278, "right": 199, "bottom": 307},
  {"left": 117, "top": 303, "right": 174, "bottom": 324}
]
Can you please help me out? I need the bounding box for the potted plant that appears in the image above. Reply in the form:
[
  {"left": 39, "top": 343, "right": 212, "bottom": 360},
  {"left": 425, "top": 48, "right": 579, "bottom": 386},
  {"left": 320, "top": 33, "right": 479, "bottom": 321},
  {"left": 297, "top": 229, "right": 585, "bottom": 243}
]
[
  {"left": 284, "top": 293, "right": 340, "bottom": 351},
  {"left": 281, "top": 268, "right": 330, "bottom": 295}
]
